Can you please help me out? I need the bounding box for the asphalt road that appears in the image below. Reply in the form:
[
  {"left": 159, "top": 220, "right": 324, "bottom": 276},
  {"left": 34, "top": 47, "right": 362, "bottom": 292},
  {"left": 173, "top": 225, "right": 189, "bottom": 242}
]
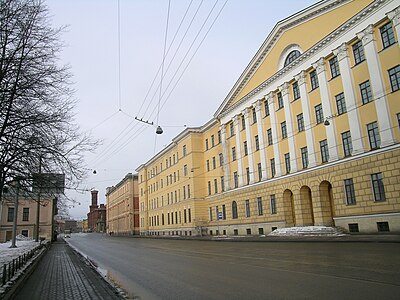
[{"left": 67, "top": 234, "right": 400, "bottom": 300}]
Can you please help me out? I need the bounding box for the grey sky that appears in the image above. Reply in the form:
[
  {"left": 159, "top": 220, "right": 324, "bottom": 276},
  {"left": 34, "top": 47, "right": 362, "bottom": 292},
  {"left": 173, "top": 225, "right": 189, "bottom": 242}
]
[{"left": 46, "top": 0, "right": 316, "bottom": 219}]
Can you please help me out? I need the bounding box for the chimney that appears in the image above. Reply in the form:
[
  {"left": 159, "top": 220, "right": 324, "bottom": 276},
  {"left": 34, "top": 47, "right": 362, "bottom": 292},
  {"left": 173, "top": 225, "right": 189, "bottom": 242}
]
[{"left": 91, "top": 190, "right": 98, "bottom": 207}]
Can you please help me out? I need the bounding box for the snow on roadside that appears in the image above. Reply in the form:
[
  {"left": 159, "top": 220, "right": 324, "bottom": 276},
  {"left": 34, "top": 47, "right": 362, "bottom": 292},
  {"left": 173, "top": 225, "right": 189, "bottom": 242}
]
[
  {"left": 0, "top": 237, "right": 41, "bottom": 267},
  {"left": 268, "top": 226, "right": 347, "bottom": 237}
]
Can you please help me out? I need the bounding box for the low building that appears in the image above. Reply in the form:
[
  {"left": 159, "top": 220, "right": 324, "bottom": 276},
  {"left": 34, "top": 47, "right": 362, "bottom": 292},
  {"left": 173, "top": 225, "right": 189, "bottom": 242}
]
[
  {"left": 87, "top": 190, "right": 106, "bottom": 232},
  {"left": 82, "top": 219, "right": 88, "bottom": 232},
  {"left": 106, "top": 173, "right": 139, "bottom": 235}
]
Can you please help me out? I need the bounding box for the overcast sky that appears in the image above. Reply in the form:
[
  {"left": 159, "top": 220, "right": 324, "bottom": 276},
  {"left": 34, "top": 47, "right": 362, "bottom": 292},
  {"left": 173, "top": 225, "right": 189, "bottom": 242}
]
[{"left": 45, "top": 0, "right": 317, "bottom": 220}]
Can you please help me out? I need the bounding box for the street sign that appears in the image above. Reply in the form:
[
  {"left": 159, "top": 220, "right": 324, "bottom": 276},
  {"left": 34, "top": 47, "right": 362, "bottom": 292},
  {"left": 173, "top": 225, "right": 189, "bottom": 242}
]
[{"left": 218, "top": 212, "right": 223, "bottom": 220}]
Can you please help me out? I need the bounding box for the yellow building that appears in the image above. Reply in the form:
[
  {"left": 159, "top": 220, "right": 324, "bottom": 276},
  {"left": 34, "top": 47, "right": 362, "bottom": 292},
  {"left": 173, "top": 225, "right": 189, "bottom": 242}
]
[
  {"left": 82, "top": 218, "right": 88, "bottom": 232},
  {"left": 106, "top": 173, "right": 140, "bottom": 235},
  {"left": 137, "top": 0, "right": 400, "bottom": 235}
]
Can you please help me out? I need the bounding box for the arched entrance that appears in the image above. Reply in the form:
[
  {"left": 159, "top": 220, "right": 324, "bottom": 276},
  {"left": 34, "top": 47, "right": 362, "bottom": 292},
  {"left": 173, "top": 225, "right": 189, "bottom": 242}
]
[
  {"left": 300, "top": 186, "right": 314, "bottom": 226},
  {"left": 283, "top": 189, "right": 296, "bottom": 226},
  {"left": 318, "top": 181, "right": 334, "bottom": 226}
]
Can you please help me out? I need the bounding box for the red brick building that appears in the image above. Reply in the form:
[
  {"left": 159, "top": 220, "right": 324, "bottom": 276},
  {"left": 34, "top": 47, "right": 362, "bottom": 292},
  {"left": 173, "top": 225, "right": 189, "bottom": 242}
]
[{"left": 87, "top": 190, "right": 106, "bottom": 232}]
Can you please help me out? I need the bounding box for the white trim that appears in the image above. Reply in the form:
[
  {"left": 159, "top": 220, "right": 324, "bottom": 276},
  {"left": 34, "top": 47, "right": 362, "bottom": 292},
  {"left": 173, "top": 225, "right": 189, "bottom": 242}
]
[
  {"left": 278, "top": 44, "right": 303, "bottom": 70},
  {"left": 333, "top": 212, "right": 400, "bottom": 220}
]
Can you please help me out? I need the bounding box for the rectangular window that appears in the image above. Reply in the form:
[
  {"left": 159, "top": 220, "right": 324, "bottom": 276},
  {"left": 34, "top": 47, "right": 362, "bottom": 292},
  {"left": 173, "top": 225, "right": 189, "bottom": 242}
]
[
  {"left": 243, "top": 141, "right": 248, "bottom": 156},
  {"left": 209, "top": 207, "right": 213, "bottom": 221},
  {"left": 360, "top": 80, "right": 373, "bottom": 104},
  {"left": 241, "top": 115, "right": 246, "bottom": 130},
  {"left": 183, "top": 145, "right": 187, "bottom": 156},
  {"left": 257, "top": 163, "right": 262, "bottom": 182},
  {"left": 22, "top": 208, "right": 29, "bottom": 221},
  {"left": 315, "top": 104, "right": 324, "bottom": 124},
  {"left": 270, "top": 194, "right": 277, "bottom": 214},
  {"left": 183, "top": 209, "right": 187, "bottom": 223},
  {"left": 293, "top": 82, "right": 300, "bottom": 100},
  {"left": 187, "top": 185, "right": 191, "bottom": 198},
  {"left": 212, "top": 157, "right": 216, "bottom": 169},
  {"left": 380, "top": 22, "right": 396, "bottom": 49},
  {"left": 335, "top": 93, "right": 346, "bottom": 115},
  {"left": 367, "top": 122, "right": 380, "bottom": 150},
  {"left": 205, "top": 139, "right": 209, "bottom": 150},
  {"left": 214, "top": 179, "right": 218, "bottom": 194},
  {"left": 341, "top": 131, "right": 353, "bottom": 157},
  {"left": 270, "top": 158, "right": 276, "bottom": 178},
  {"left": 7, "top": 207, "right": 14, "bottom": 222},
  {"left": 301, "top": 146, "right": 308, "bottom": 169},
  {"left": 377, "top": 222, "right": 390, "bottom": 232},
  {"left": 222, "top": 204, "right": 226, "bottom": 220},
  {"left": 245, "top": 200, "right": 250, "bottom": 217},
  {"left": 297, "top": 113, "right": 304, "bottom": 132},
  {"left": 329, "top": 56, "right": 340, "bottom": 78},
  {"left": 252, "top": 108, "right": 257, "bottom": 123},
  {"left": 284, "top": 153, "right": 290, "bottom": 174},
  {"left": 234, "top": 172, "right": 238, "bottom": 188},
  {"left": 183, "top": 165, "right": 188, "bottom": 176},
  {"left": 344, "top": 178, "right": 356, "bottom": 205},
  {"left": 388, "top": 65, "right": 400, "bottom": 92},
  {"left": 215, "top": 206, "right": 219, "bottom": 221},
  {"left": 320, "top": 139, "right": 329, "bottom": 163},
  {"left": 348, "top": 223, "right": 359, "bottom": 233},
  {"left": 397, "top": 112, "right": 400, "bottom": 129},
  {"left": 246, "top": 167, "right": 250, "bottom": 185},
  {"left": 371, "top": 173, "right": 385, "bottom": 201},
  {"left": 267, "top": 128, "right": 273, "bottom": 145},
  {"left": 219, "top": 153, "right": 223, "bottom": 166},
  {"left": 211, "top": 135, "right": 215, "bottom": 147},
  {"left": 277, "top": 92, "right": 284, "bottom": 109},
  {"left": 217, "top": 130, "right": 221, "bottom": 144},
  {"left": 232, "top": 147, "right": 236, "bottom": 161},
  {"left": 220, "top": 176, "right": 225, "bottom": 192},
  {"left": 257, "top": 197, "right": 263, "bottom": 216},
  {"left": 264, "top": 101, "right": 270, "bottom": 116},
  {"left": 188, "top": 208, "right": 191, "bottom": 223},
  {"left": 310, "top": 70, "right": 319, "bottom": 90},
  {"left": 281, "top": 121, "right": 287, "bottom": 139},
  {"left": 230, "top": 122, "right": 234, "bottom": 137},
  {"left": 255, "top": 135, "right": 259, "bottom": 151},
  {"left": 21, "top": 230, "right": 28, "bottom": 237},
  {"left": 352, "top": 40, "right": 365, "bottom": 65},
  {"left": 208, "top": 181, "right": 211, "bottom": 195}
]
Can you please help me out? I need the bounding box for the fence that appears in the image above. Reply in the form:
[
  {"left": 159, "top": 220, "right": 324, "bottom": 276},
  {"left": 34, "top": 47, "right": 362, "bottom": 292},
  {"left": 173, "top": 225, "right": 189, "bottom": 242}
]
[{"left": 1, "top": 242, "right": 48, "bottom": 286}]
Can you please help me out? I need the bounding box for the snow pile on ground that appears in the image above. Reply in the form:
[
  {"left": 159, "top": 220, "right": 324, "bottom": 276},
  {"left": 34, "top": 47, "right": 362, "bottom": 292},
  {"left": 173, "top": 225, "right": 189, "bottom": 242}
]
[
  {"left": 0, "top": 240, "right": 40, "bottom": 267},
  {"left": 16, "top": 234, "right": 32, "bottom": 241},
  {"left": 268, "top": 226, "right": 347, "bottom": 237},
  {"left": 72, "top": 232, "right": 88, "bottom": 237}
]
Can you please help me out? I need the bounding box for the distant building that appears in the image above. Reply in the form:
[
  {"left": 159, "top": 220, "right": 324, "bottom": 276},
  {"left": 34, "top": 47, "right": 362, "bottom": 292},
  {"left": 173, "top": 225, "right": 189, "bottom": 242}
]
[
  {"left": 82, "top": 219, "right": 88, "bottom": 232},
  {"left": 106, "top": 173, "right": 139, "bottom": 235},
  {"left": 87, "top": 190, "right": 106, "bottom": 232}
]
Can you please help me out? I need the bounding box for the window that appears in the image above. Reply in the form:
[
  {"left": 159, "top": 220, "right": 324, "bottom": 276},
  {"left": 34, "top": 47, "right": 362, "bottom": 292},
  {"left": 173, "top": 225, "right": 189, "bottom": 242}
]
[
  {"left": 310, "top": 70, "right": 319, "bottom": 90},
  {"left": 212, "top": 157, "right": 216, "bottom": 169},
  {"left": 219, "top": 153, "right": 223, "bottom": 166},
  {"left": 360, "top": 80, "right": 373, "bottom": 104},
  {"left": 270, "top": 158, "right": 276, "bottom": 178},
  {"left": 242, "top": 168, "right": 249, "bottom": 186},
  {"left": 344, "top": 178, "right": 356, "bottom": 205},
  {"left": 253, "top": 135, "right": 259, "bottom": 151},
  {"left": 257, "top": 197, "right": 263, "bottom": 216},
  {"left": 297, "top": 113, "right": 304, "bottom": 132},
  {"left": 267, "top": 128, "right": 273, "bottom": 145},
  {"left": 209, "top": 207, "right": 213, "bottom": 221},
  {"left": 258, "top": 228, "right": 264, "bottom": 235},
  {"left": 230, "top": 122, "right": 234, "bottom": 137},
  {"left": 371, "top": 173, "right": 385, "bottom": 201},
  {"left": 284, "top": 153, "right": 290, "bottom": 174},
  {"left": 335, "top": 93, "right": 346, "bottom": 115},
  {"left": 301, "top": 147, "right": 308, "bottom": 169},
  {"left": 348, "top": 223, "right": 359, "bottom": 233},
  {"left": 243, "top": 141, "right": 248, "bottom": 156},
  {"left": 183, "top": 145, "right": 187, "bottom": 156},
  {"left": 188, "top": 208, "right": 191, "bottom": 222},
  {"left": 264, "top": 101, "right": 270, "bottom": 116},
  {"left": 220, "top": 176, "right": 225, "bottom": 192},
  {"left": 281, "top": 121, "right": 287, "bottom": 139},
  {"left": 246, "top": 228, "right": 252, "bottom": 235},
  {"left": 245, "top": 200, "right": 250, "bottom": 217},
  {"left": 252, "top": 108, "right": 257, "bottom": 123},
  {"left": 217, "top": 130, "right": 221, "bottom": 144},
  {"left": 293, "top": 82, "right": 300, "bottom": 100},
  {"left": 367, "top": 122, "right": 380, "bottom": 150},
  {"left": 388, "top": 65, "right": 400, "bottom": 92},
  {"left": 214, "top": 179, "right": 218, "bottom": 194},
  {"left": 208, "top": 181, "right": 211, "bottom": 195},
  {"left": 377, "top": 221, "right": 390, "bottom": 232},
  {"left": 187, "top": 185, "right": 191, "bottom": 198},
  {"left": 211, "top": 135, "right": 215, "bottom": 147},
  {"left": 23, "top": 208, "right": 29, "bottom": 221},
  {"left": 284, "top": 50, "right": 301, "bottom": 66},
  {"left": 222, "top": 204, "right": 226, "bottom": 220},
  {"left": 315, "top": 104, "right": 324, "bottom": 124},
  {"left": 21, "top": 230, "right": 28, "bottom": 237},
  {"left": 277, "top": 92, "right": 284, "bottom": 109},
  {"left": 241, "top": 115, "right": 246, "bottom": 130},
  {"left": 270, "top": 194, "right": 277, "bottom": 214},
  {"left": 257, "top": 163, "right": 262, "bottom": 182},
  {"left": 7, "top": 207, "right": 14, "bottom": 222},
  {"left": 232, "top": 201, "right": 238, "bottom": 219},
  {"left": 205, "top": 139, "right": 209, "bottom": 150},
  {"left": 233, "top": 229, "right": 238, "bottom": 235},
  {"left": 352, "top": 41, "right": 365, "bottom": 65},
  {"left": 397, "top": 112, "right": 400, "bottom": 129},
  {"left": 329, "top": 56, "right": 340, "bottom": 78},
  {"left": 341, "top": 131, "right": 353, "bottom": 157},
  {"left": 232, "top": 147, "right": 236, "bottom": 161},
  {"left": 320, "top": 139, "right": 329, "bottom": 163},
  {"left": 233, "top": 172, "right": 238, "bottom": 188},
  {"left": 380, "top": 22, "right": 396, "bottom": 49},
  {"left": 183, "top": 165, "right": 188, "bottom": 176}
]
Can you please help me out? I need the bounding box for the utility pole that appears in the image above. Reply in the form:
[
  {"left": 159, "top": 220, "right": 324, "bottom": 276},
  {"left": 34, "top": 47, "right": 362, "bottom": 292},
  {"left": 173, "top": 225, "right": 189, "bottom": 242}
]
[
  {"left": 35, "top": 158, "right": 42, "bottom": 242},
  {"left": 10, "top": 178, "right": 21, "bottom": 248}
]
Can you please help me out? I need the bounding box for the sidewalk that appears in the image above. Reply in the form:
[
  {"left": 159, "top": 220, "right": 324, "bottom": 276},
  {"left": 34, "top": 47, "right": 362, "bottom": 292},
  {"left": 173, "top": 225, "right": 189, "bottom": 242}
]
[{"left": 12, "top": 240, "right": 123, "bottom": 300}]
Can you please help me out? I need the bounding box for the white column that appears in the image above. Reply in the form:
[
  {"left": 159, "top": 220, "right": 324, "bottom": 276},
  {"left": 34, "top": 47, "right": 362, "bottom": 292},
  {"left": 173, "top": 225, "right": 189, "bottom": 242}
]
[
  {"left": 279, "top": 82, "right": 298, "bottom": 172},
  {"left": 387, "top": 6, "right": 400, "bottom": 46},
  {"left": 255, "top": 100, "right": 268, "bottom": 180},
  {"left": 333, "top": 43, "right": 365, "bottom": 155},
  {"left": 357, "top": 25, "right": 396, "bottom": 147},
  {"left": 220, "top": 124, "right": 230, "bottom": 191},
  {"left": 267, "top": 92, "right": 282, "bottom": 177},
  {"left": 312, "top": 57, "right": 339, "bottom": 162},
  {"left": 244, "top": 108, "right": 255, "bottom": 184},
  {"left": 233, "top": 115, "right": 244, "bottom": 187},
  {"left": 294, "top": 71, "right": 317, "bottom": 167}
]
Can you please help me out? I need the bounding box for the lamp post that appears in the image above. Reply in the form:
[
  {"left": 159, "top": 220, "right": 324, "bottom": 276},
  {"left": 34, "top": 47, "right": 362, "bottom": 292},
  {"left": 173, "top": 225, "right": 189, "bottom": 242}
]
[{"left": 10, "top": 177, "right": 21, "bottom": 248}]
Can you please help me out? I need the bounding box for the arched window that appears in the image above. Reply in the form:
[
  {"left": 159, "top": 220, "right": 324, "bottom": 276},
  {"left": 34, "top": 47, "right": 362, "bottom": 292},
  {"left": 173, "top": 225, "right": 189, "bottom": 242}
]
[
  {"left": 284, "top": 50, "right": 301, "bottom": 67},
  {"left": 232, "top": 201, "right": 238, "bottom": 219}
]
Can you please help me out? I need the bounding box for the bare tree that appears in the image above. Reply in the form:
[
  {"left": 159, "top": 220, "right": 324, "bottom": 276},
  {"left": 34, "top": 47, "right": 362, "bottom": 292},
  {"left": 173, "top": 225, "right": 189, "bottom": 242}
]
[{"left": 0, "top": 0, "right": 98, "bottom": 200}]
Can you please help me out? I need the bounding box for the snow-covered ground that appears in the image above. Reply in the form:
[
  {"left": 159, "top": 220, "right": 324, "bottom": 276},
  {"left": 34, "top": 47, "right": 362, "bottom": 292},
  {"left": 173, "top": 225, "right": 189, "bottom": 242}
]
[
  {"left": 268, "top": 226, "right": 347, "bottom": 237},
  {"left": 0, "top": 236, "right": 41, "bottom": 267}
]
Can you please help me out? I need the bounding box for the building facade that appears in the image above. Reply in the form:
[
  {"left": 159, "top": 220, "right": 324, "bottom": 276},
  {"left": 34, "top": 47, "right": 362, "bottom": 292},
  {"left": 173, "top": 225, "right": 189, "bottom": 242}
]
[
  {"left": 87, "top": 190, "right": 106, "bottom": 232},
  {"left": 106, "top": 173, "right": 140, "bottom": 235},
  {"left": 137, "top": 0, "right": 400, "bottom": 235}
]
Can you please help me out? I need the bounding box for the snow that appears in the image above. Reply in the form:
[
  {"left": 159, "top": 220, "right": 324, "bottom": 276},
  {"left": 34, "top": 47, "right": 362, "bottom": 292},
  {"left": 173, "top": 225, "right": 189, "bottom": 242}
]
[
  {"left": 268, "top": 226, "right": 347, "bottom": 237},
  {"left": 0, "top": 237, "right": 41, "bottom": 267}
]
